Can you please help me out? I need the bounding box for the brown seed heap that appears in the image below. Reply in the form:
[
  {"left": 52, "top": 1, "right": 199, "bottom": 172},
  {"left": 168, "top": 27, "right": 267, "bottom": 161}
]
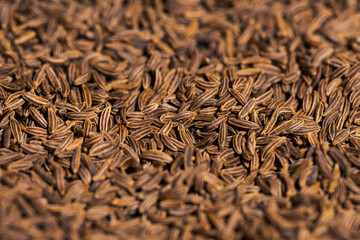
[{"left": 0, "top": 0, "right": 360, "bottom": 239}]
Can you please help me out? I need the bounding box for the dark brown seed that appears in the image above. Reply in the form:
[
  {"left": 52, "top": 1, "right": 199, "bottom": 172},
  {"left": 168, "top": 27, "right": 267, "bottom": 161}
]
[
  {"left": 23, "top": 92, "right": 50, "bottom": 106},
  {"left": 228, "top": 88, "right": 247, "bottom": 105},
  {"left": 131, "top": 126, "right": 154, "bottom": 140},
  {"left": 99, "top": 104, "right": 111, "bottom": 132},
  {"left": 47, "top": 107, "right": 57, "bottom": 134},
  {"left": 89, "top": 141, "right": 118, "bottom": 158},
  {"left": 71, "top": 146, "right": 81, "bottom": 174},
  {"left": 190, "top": 88, "right": 218, "bottom": 111},
  {"left": 262, "top": 108, "right": 279, "bottom": 135},
  {"left": 92, "top": 157, "right": 112, "bottom": 182},
  {"left": 237, "top": 68, "right": 261, "bottom": 76},
  {"left": 218, "top": 121, "right": 227, "bottom": 150},
  {"left": 73, "top": 72, "right": 91, "bottom": 86},
  {"left": 10, "top": 117, "right": 23, "bottom": 144},
  {"left": 54, "top": 133, "right": 74, "bottom": 155},
  {"left": 141, "top": 150, "right": 173, "bottom": 164},
  {"left": 4, "top": 98, "right": 25, "bottom": 110},
  {"left": 238, "top": 98, "right": 255, "bottom": 118},
  {"left": 0, "top": 152, "right": 24, "bottom": 165},
  {"left": 66, "top": 112, "right": 97, "bottom": 120},
  {"left": 228, "top": 118, "right": 261, "bottom": 130}
]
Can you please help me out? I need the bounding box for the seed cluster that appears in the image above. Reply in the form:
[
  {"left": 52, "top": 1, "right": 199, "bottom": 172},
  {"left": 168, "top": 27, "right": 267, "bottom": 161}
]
[{"left": 0, "top": 0, "right": 360, "bottom": 239}]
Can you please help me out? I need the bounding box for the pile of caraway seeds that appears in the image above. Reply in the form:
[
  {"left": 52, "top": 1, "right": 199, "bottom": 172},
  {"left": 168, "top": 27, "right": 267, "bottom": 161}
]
[{"left": 0, "top": 0, "right": 360, "bottom": 239}]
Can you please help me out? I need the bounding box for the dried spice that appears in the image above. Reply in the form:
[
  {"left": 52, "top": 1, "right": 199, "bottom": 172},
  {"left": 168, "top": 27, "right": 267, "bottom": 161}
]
[{"left": 0, "top": 0, "right": 360, "bottom": 239}]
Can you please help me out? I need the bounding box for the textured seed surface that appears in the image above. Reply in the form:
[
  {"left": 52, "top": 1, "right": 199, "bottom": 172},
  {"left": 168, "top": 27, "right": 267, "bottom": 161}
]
[{"left": 0, "top": 1, "right": 359, "bottom": 240}]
